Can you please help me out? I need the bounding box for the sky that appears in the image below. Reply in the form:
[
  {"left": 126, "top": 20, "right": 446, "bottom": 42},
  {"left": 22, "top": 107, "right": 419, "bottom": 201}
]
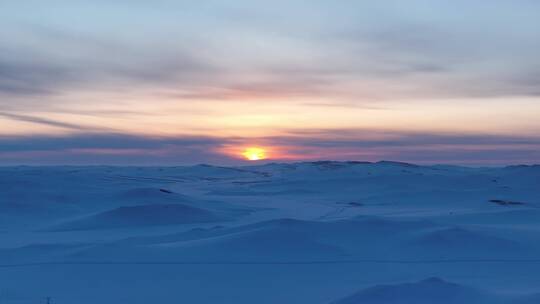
[{"left": 1, "top": 0, "right": 539, "bottom": 165}]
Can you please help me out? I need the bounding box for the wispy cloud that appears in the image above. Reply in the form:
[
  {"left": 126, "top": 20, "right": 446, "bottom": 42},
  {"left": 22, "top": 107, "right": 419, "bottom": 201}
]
[
  {"left": 2, "top": 1, "right": 540, "bottom": 104},
  {"left": 1, "top": 130, "right": 539, "bottom": 165},
  {"left": 0, "top": 111, "right": 109, "bottom": 131},
  {"left": 0, "top": 59, "right": 73, "bottom": 96},
  {"left": 0, "top": 1, "right": 538, "bottom": 165}
]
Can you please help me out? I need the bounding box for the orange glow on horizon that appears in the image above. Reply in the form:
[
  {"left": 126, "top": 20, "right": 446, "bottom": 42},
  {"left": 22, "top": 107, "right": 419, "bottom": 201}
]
[{"left": 242, "top": 147, "right": 267, "bottom": 161}]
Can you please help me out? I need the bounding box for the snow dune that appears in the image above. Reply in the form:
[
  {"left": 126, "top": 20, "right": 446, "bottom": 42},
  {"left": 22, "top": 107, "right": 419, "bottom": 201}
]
[
  {"left": 332, "top": 277, "right": 505, "bottom": 304},
  {"left": 49, "top": 204, "right": 226, "bottom": 231},
  {"left": 1, "top": 162, "right": 539, "bottom": 304}
]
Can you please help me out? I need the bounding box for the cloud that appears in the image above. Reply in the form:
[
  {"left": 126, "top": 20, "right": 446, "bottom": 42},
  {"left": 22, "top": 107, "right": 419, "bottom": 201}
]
[
  {"left": 0, "top": 59, "right": 73, "bottom": 96},
  {"left": 0, "top": 111, "right": 106, "bottom": 131},
  {"left": 0, "top": 25, "right": 218, "bottom": 101},
  {"left": 1, "top": 130, "right": 539, "bottom": 165},
  {"left": 0, "top": 133, "right": 227, "bottom": 152},
  {"left": 2, "top": 1, "right": 540, "bottom": 106},
  {"left": 0, "top": 0, "right": 538, "bottom": 166},
  {"left": 271, "top": 129, "right": 540, "bottom": 147},
  {"left": 0, "top": 133, "right": 235, "bottom": 165}
]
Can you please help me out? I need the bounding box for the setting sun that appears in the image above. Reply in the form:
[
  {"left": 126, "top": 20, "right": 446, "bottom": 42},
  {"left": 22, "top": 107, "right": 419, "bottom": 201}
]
[{"left": 242, "top": 147, "right": 267, "bottom": 161}]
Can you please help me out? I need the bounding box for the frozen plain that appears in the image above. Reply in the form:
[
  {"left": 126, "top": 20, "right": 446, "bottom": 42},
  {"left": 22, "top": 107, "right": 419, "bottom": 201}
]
[{"left": 1, "top": 161, "right": 540, "bottom": 303}]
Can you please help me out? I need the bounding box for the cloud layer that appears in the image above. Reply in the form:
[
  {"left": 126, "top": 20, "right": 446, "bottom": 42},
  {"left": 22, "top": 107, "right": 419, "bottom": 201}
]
[
  {"left": 0, "top": 1, "right": 539, "bottom": 164},
  {"left": 2, "top": 1, "right": 540, "bottom": 103},
  {"left": 1, "top": 131, "right": 538, "bottom": 165}
]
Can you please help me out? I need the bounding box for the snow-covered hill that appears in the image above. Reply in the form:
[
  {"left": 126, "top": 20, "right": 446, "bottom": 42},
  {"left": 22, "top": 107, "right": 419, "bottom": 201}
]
[{"left": 1, "top": 162, "right": 539, "bottom": 303}]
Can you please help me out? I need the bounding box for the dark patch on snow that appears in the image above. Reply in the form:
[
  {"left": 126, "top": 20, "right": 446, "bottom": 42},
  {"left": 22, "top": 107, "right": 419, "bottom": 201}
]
[
  {"left": 376, "top": 160, "right": 420, "bottom": 168},
  {"left": 337, "top": 202, "right": 364, "bottom": 207},
  {"left": 489, "top": 199, "right": 525, "bottom": 206}
]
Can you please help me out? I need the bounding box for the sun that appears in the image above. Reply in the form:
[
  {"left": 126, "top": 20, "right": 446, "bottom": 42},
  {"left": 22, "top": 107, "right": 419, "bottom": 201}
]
[{"left": 242, "top": 147, "right": 267, "bottom": 161}]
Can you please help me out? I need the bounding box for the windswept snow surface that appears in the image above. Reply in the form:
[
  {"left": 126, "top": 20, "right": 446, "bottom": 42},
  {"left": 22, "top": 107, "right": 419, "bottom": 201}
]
[{"left": 1, "top": 162, "right": 540, "bottom": 303}]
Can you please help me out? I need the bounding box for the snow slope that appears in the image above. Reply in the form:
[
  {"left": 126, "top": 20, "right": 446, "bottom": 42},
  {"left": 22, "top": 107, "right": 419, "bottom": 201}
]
[{"left": 1, "top": 162, "right": 539, "bottom": 303}]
